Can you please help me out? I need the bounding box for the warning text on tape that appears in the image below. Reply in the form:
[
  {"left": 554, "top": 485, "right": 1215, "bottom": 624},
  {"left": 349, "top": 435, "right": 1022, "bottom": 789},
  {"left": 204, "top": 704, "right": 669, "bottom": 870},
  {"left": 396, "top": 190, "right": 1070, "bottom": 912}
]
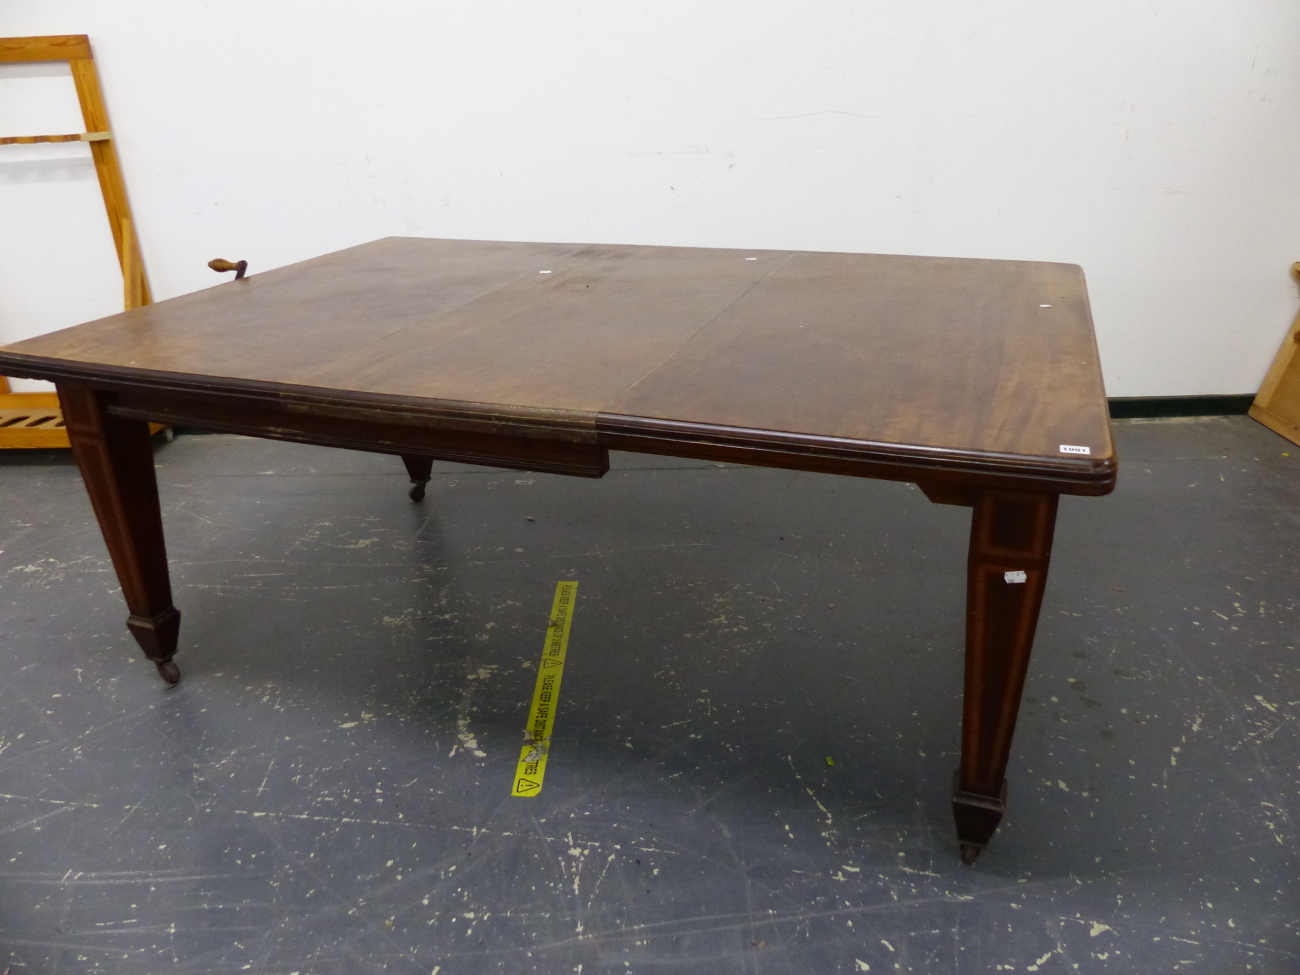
[{"left": 512, "top": 581, "right": 578, "bottom": 797}]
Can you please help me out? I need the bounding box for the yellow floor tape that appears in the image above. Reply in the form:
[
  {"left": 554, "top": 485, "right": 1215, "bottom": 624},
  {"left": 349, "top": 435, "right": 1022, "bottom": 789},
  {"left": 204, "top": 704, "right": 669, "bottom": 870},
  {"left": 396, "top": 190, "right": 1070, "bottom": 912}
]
[{"left": 512, "top": 581, "right": 578, "bottom": 797}]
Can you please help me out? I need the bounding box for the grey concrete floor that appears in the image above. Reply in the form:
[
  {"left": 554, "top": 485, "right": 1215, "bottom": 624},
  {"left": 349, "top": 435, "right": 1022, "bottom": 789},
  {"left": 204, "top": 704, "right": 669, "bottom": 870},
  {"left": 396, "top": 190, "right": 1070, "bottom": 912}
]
[{"left": 0, "top": 416, "right": 1297, "bottom": 974}]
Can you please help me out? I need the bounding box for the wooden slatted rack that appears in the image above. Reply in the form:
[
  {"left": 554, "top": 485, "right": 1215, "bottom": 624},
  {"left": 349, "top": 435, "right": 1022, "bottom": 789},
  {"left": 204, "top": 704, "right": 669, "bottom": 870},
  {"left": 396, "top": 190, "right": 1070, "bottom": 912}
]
[
  {"left": 0, "top": 380, "right": 67, "bottom": 447},
  {"left": 0, "top": 33, "right": 154, "bottom": 448}
]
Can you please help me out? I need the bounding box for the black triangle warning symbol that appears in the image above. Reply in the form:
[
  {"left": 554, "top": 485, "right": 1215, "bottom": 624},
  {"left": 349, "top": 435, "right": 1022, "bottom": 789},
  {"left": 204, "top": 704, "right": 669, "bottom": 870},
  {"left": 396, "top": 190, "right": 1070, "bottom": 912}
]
[
  {"left": 541, "top": 657, "right": 563, "bottom": 669},
  {"left": 515, "top": 777, "right": 541, "bottom": 794}
]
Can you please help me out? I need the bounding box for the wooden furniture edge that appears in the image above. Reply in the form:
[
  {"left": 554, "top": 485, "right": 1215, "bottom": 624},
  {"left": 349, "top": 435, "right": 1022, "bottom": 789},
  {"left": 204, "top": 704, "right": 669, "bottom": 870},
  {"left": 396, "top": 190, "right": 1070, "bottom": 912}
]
[
  {"left": 0, "top": 384, "right": 66, "bottom": 447},
  {"left": 36, "top": 376, "right": 607, "bottom": 477},
  {"left": 0, "top": 34, "right": 92, "bottom": 63},
  {"left": 0, "top": 389, "right": 165, "bottom": 449},
  {"left": 1252, "top": 262, "right": 1300, "bottom": 412},
  {"left": 0, "top": 32, "right": 152, "bottom": 307},
  {"left": 598, "top": 414, "right": 1117, "bottom": 495},
  {"left": 0, "top": 353, "right": 1116, "bottom": 492},
  {"left": 0, "top": 132, "right": 110, "bottom": 146},
  {"left": 0, "top": 387, "right": 174, "bottom": 449},
  {"left": 1248, "top": 403, "right": 1300, "bottom": 448},
  {"left": 0, "top": 354, "right": 599, "bottom": 438},
  {"left": 0, "top": 33, "right": 151, "bottom": 431}
]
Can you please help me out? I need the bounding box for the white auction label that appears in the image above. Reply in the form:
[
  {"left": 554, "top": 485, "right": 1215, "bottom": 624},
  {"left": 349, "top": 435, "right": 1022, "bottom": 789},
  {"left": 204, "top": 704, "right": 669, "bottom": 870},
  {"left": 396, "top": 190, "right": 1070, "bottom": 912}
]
[{"left": 1059, "top": 444, "right": 1090, "bottom": 455}]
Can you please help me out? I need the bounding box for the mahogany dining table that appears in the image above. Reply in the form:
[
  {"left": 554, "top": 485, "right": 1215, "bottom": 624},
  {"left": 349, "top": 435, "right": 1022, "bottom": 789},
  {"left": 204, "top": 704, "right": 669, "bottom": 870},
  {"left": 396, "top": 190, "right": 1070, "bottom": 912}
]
[{"left": 0, "top": 237, "right": 1116, "bottom": 861}]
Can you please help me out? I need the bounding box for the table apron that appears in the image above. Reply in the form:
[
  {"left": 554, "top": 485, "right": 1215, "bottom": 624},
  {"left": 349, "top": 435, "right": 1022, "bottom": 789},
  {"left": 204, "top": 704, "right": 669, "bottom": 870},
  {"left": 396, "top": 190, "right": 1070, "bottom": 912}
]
[
  {"left": 99, "top": 384, "right": 610, "bottom": 478},
  {"left": 599, "top": 430, "right": 1114, "bottom": 497},
  {"left": 50, "top": 379, "right": 1113, "bottom": 495}
]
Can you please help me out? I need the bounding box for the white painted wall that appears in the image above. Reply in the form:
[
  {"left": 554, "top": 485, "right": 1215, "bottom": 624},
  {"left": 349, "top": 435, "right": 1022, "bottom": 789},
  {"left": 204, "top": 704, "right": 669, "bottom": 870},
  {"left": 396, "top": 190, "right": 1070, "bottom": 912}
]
[{"left": 2, "top": 1, "right": 1298, "bottom": 395}]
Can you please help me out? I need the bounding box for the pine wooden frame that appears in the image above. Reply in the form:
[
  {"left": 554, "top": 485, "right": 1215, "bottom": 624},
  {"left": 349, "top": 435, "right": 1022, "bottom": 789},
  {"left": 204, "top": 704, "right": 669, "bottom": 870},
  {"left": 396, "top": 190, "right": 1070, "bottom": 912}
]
[
  {"left": 1249, "top": 262, "right": 1300, "bottom": 446},
  {"left": 0, "top": 34, "right": 152, "bottom": 449}
]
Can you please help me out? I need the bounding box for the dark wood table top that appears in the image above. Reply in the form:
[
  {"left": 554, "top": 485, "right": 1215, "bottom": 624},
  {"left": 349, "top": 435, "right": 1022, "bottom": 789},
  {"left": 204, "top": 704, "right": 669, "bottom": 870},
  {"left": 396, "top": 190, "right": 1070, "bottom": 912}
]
[{"left": 0, "top": 236, "right": 1115, "bottom": 493}]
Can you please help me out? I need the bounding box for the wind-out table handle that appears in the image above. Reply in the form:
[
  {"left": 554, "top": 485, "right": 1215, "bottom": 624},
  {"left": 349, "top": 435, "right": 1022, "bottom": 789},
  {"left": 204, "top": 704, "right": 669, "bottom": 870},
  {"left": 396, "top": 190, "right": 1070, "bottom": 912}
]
[{"left": 209, "top": 258, "right": 248, "bottom": 280}]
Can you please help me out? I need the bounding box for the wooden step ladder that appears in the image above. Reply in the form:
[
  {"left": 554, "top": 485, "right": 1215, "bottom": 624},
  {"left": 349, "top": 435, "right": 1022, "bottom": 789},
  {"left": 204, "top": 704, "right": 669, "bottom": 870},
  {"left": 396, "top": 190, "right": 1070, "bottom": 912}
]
[
  {"left": 1249, "top": 262, "right": 1300, "bottom": 447},
  {"left": 0, "top": 34, "right": 154, "bottom": 449}
]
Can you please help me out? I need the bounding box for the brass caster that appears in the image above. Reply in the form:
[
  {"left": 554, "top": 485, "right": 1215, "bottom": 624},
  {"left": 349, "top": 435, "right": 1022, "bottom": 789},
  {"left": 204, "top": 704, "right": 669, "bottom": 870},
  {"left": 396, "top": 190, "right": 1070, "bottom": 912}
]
[
  {"left": 959, "top": 843, "right": 983, "bottom": 865},
  {"left": 409, "top": 482, "right": 427, "bottom": 502},
  {"left": 156, "top": 659, "right": 181, "bottom": 685}
]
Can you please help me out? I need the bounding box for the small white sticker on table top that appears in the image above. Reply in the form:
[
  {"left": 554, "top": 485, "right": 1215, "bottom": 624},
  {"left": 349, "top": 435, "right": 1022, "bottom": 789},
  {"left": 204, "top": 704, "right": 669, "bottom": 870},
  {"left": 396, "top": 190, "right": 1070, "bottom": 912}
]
[
  {"left": 1039, "top": 304, "right": 1052, "bottom": 308},
  {"left": 539, "top": 270, "right": 551, "bottom": 274},
  {"left": 1059, "top": 444, "right": 1090, "bottom": 455},
  {"left": 745, "top": 257, "right": 758, "bottom": 261},
  {"left": 1004, "top": 570, "right": 1028, "bottom": 584}
]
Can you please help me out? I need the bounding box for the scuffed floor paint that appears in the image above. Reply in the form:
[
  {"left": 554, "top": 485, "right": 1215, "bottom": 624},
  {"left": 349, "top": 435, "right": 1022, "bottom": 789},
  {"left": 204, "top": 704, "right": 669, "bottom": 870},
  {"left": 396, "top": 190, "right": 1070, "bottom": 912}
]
[{"left": 0, "top": 419, "right": 1296, "bottom": 973}]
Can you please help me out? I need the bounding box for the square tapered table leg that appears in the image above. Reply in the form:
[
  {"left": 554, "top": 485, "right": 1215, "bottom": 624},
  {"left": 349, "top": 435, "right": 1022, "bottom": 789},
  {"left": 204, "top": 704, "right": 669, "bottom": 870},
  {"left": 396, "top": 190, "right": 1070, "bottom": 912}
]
[
  {"left": 953, "top": 489, "right": 1058, "bottom": 862},
  {"left": 58, "top": 383, "right": 181, "bottom": 684}
]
